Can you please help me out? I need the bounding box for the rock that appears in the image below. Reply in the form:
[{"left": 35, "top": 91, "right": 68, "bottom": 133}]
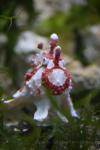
[
  {"left": 70, "top": 64, "right": 100, "bottom": 92},
  {"left": 0, "top": 33, "right": 8, "bottom": 47},
  {"left": 34, "top": 0, "right": 86, "bottom": 20},
  {"left": 83, "top": 25, "right": 100, "bottom": 64},
  {"left": 15, "top": 31, "right": 48, "bottom": 55},
  {"left": 14, "top": 6, "right": 29, "bottom": 29},
  {"left": 63, "top": 55, "right": 73, "bottom": 65}
]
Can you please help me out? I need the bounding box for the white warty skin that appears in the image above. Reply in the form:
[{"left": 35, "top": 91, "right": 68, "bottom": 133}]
[{"left": 50, "top": 33, "right": 59, "bottom": 40}]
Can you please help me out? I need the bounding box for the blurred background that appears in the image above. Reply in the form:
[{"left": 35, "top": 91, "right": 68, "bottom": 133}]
[{"left": 0, "top": 0, "right": 100, "bottom": 149}]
